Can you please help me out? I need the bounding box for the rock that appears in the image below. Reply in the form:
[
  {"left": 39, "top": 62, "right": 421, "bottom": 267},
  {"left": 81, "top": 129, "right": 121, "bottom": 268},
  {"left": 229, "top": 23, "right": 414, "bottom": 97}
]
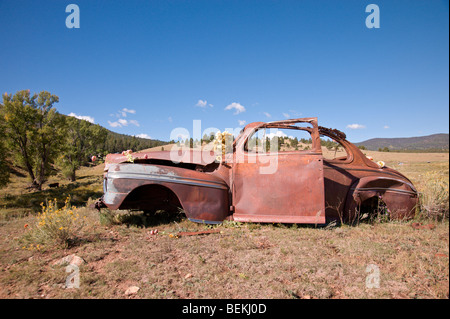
[
  {"left": 125, "top": 286, "right": 140, "bottom": 296},
  {"left": 53, "top": 254, "right": 86, "bottom": 267}
]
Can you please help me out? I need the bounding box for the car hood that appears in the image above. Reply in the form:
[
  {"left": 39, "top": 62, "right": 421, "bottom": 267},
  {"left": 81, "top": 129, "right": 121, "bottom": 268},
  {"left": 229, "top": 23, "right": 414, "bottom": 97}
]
[{"left": 104, "top": 149, "right": 216, "bottom": 169}]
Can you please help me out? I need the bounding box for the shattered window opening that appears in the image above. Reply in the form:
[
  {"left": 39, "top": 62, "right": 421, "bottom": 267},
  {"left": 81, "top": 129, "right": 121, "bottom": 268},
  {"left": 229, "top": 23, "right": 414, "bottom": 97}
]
[
  {"left": 245, "top": 128, "right": 314, "bottom": 154},
  {"left": 320, "top": 134, "right": 349, "bottom": 161}
]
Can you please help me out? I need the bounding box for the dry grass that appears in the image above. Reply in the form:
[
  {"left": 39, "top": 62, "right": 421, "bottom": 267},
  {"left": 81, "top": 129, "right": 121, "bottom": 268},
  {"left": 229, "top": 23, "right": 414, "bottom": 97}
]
[
  {"left": 0, "top": 164, "right": 104, "bottom": 217},
  {"left": 1, "top": 214, "right": 448, "bottom": 299},
  {"left": 0, "top": 152, "right": 448, "bottom": 299},
  {"left": 20, "top": 197, "right": 86, "bottom": 249}
]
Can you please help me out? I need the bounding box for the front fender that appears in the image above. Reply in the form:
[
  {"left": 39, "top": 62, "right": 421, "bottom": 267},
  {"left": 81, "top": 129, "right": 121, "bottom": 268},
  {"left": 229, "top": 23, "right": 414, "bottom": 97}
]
[
  {"left": 103, "top": 163, "right": 230, "bottom": 223},
  {"left": 345, "top": 175, "right": 419, "bottom": 220}
]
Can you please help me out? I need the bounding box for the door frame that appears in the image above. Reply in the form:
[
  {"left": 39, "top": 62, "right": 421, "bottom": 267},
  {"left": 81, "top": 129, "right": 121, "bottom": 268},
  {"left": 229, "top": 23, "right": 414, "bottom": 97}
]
[{"left": 230, "top": 118, "right": 326, "bottom": 224}]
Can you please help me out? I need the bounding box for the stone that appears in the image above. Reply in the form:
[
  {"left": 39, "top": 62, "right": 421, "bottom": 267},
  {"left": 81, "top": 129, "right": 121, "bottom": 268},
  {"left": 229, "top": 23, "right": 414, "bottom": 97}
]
[
  {"left": 53, "top": 254, "right": 86, "bottom": 267},
  {"left": 125, "top": 286, "right": 140, "bottom": 296}
]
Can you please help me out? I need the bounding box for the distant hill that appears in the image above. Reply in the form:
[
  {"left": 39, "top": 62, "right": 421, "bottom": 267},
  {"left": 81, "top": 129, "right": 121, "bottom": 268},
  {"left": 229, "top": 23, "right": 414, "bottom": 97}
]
[
  {"left": 61, "top": 113, "right": 169, "bottom": 154},
  {"left": 354, "top": 133, "right": 449, "bottom": 152},
  {"left": 104, "top": 129, "right": 168, "bottom": 154}
]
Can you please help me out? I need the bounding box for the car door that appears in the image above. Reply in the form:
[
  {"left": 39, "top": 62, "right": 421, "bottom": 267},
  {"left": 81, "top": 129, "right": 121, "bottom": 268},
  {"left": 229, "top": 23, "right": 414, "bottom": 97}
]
[{"left": 231, "top": 118, "right": 326, "bottom": 224}]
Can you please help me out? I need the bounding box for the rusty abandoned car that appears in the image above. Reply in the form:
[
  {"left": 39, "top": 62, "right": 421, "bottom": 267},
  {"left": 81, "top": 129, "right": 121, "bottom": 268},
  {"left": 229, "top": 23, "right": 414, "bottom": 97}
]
[{"left": 95, "top": 118, "right": 419, "bottom": 224}]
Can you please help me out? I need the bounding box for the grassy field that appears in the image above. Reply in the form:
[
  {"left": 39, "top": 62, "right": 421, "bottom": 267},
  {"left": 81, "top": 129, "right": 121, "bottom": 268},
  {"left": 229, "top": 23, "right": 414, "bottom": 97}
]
[{"left": 0, "top": 150, "right": 448, "bottom": 299}]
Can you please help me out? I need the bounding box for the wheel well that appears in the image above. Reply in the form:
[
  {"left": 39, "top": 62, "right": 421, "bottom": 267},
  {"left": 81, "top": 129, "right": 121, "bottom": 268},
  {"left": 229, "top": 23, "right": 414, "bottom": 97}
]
[
  {"left": 120, "top": 184, "right": 184, "bottom": 213},
  {"left": 359, "top": 196, "right": 388, "bottom": 217}
]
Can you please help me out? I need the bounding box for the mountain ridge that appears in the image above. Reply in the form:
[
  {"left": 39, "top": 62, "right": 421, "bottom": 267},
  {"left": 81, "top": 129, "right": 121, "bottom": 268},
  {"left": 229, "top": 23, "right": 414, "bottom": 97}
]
[
  {"left": 61, "top": 113, "right": 169, "bottom": 154},
  {"left": 353, "top": 133, "right": 449, "bottom": 152}
]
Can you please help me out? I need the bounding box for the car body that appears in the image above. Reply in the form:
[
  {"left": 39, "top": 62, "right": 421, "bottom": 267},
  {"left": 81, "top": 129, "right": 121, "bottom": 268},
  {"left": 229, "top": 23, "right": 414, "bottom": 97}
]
[{"left": 96, "top": 118, "right": 419, "bottom": 224}]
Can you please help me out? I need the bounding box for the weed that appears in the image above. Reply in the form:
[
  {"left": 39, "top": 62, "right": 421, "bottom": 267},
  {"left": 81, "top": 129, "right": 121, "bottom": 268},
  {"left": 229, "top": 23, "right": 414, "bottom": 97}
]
[
  {"left": 197, "top": 255, "right": 206, "bottom": 264},
  {"left": 21, "top": 196, "right": 85, "bottom": 248},
  {"left": 418, "top": 171, "right": 449, "bottom": 220},
  {"left": 222, "top": 220, "right": 243, "bottom": 228}
]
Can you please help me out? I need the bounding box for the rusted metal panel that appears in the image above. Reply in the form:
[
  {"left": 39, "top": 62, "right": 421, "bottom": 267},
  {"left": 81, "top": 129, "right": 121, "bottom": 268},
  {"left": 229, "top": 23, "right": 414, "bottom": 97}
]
[
  {"left": 103, "top": 163, "right": 229, "bottom": 222},
  {"left": 346, "top": 175, "right": 418, "bottom": 220},
  {"left": 232, "top": 151, "right": 325, "bottom": 224},
  {"left": 230, "top": 117, "right": 326, "bottom": 224},
  {"left": 104, "top": 149, "right": 216, "bottom": 172},
  {"left": 176, "top": 229, "right": 221, "bottom": 237}
]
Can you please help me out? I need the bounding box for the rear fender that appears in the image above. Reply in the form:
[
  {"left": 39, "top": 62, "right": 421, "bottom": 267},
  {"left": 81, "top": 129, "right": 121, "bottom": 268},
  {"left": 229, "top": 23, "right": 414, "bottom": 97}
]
[{"left": 345, "top": 176, "right": 419, "bottom": 220}]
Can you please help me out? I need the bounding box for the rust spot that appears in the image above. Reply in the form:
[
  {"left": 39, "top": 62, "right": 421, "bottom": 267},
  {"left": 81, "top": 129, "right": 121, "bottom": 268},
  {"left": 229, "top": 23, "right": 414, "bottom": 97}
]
[
  {"left": 176, "top": 229, "right": 221, "bottom": 237},
  {"left": 411, "top": 222, "right": 435, "bottom": 230}
]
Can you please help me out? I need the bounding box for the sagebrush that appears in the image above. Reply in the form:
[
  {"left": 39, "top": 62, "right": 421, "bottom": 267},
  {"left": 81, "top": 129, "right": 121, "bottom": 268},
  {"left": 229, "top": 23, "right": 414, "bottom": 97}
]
[{"left": 21, "top": 196, "right": 85, "bottom": 249}]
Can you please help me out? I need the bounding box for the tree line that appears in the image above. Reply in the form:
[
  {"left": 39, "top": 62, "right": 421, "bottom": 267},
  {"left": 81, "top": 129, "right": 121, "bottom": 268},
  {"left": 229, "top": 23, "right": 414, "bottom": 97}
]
[{"left": 0, "top": 90, "right": 167, "bottom": 190}]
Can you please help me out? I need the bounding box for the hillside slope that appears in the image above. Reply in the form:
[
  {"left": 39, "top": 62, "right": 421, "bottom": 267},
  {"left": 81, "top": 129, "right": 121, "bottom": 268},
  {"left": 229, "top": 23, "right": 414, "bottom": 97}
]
[
  {"left": 60, "top": 113, "right": 169, "bottom": 153},
  {"left": 354, "top": 133, "right": 449, "bottom": 152}
]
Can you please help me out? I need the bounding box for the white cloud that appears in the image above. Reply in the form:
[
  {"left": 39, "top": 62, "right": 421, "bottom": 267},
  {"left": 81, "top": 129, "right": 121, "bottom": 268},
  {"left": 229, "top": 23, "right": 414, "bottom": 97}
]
[
  {"left": 120, "top": 108, "right": 136, "bottom": 117},
  {"left": 174, "top": 133, "right": 189, "bottom": 141},
  {"left": 108, "top": 120, "right": 121, "bottom": 128},
  {"left": 129, "top": 120, "right": 140, "bottom": 127},
  {"left": 225, "top": 102, "right": 246, "bottom": 115},
  {"left": 383, "top": 125, "right": 390, "bottom": 129},
  {"left": 122, "top": 108, "right": 135, "bottom": 114},
  {"left": 68, "top": 112, "right": 95, "bottom": 123},
  {"left": 238, "top": 120, "right": 246, "bottom": 126},
  {"left": 168, "top": 116, "right": 173, "bottom": 123},
  {"left": 108, "top": 118, "right": 140, "bottom": 128},
  {"left": 263, "top": 112, "right": 271, "bottom": 118},
  {"left": 346, "top": 124, "right": 366, "bottom": 130},
  {"left": 289, "top": 110, "right": 302, "bottom": 118},
  {"left": 108, "top": 108, "right": 140, "bottom": 128},
  {"left": 135, "top": 133, "right": 151, "bottom": 139},
  {"left": 266, "top": 131, "right": 288, "bottom": 139},
  {"left": 196, "top": 99, "right": 209, "bottom": 108},
  {"left": 282, "top": 112, "right": 290, "bottom": 119}
]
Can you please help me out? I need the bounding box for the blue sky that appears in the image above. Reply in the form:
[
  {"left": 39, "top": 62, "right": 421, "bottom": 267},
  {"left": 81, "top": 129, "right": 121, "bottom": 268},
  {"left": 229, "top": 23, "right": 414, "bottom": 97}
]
[{"left": 0, "top": 0, "right": 448, "bottom": 143}]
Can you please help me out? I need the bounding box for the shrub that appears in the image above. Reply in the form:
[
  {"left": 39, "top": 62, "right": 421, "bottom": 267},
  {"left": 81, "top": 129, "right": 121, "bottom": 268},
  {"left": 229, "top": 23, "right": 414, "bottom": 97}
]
[
  {"left": 418, "top": 171, "right": 449, "bottom": 220},
  {"left": 22, "top": 196, "right": 85, "bottom": 248}
]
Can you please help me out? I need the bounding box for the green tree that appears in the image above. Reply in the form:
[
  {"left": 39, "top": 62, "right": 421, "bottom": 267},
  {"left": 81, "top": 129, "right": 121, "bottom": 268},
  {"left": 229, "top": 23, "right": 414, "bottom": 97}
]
[
  {"left": 278, "top": 136, "right": 283, "bottom": 151},
  {"left": 1, "top": 90, "right": 38, "bottom": 184},
  {"left": 202, "top": 134, "right": 208, "bottom": 144},
  {"left": 32, "top": 92, "right": 64, "bottom": 189},
  {"left": 1, "top": 90, "right": 62, "bottom": 190},
  {"left": 265, "top": 137, "right": 271, "bottom": 152},
  {"left": 58, "top": 116, "right": 107, "bottom": 181},
  {"left": 0, "top": 114, "right": 10, "bottom": 188}
]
